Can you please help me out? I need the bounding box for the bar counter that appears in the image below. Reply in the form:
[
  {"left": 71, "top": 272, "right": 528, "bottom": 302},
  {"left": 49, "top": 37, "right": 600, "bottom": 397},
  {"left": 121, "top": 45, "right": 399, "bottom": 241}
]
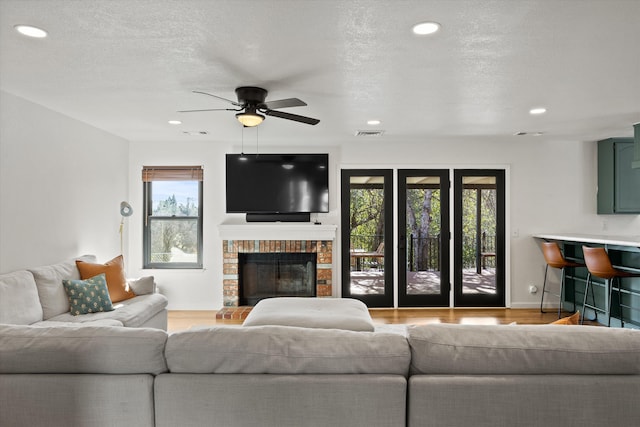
[
  {"left": 533, "top": 233, "right": 640, "bottom": 327},
  {"left": 533, "top": 233, "right": 640, "bottom": 249}
]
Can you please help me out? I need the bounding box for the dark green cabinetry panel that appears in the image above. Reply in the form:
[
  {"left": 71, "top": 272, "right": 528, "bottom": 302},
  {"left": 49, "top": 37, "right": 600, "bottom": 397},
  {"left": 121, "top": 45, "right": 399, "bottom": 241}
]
[{"left": 597, "top": 137, "right": 640, "bottom": 214}]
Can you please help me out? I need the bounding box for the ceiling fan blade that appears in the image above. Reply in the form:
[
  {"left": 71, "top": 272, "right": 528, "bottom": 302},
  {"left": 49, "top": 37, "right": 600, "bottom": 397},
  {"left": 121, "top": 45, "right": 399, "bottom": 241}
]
[
  {"left": 192, "top": 90, "right": 243, "bottom": 107},
  {"left": 261, "top": 98, "right": 307, "bottom": 109},
  {"left": 178, "top": 108, "right": 239, "bottom": 113},
  {"left": 264, "top": 109, "right": 320, "bottom": 125}
]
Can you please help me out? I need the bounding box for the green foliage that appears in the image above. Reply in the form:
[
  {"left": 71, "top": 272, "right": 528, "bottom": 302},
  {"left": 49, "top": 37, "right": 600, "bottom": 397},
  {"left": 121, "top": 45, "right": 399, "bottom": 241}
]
[
  {"left": 349, "top": 188, "right": 385, "bottom": 250},
  {"left": 349, "top": 182, "right": 497, "bottom": 270},
  {"left": 406, "top": 188, "right": 441, "bottom": 238},
  {"left": 461, "top": 188, "right": 497, "bottom": 268}
]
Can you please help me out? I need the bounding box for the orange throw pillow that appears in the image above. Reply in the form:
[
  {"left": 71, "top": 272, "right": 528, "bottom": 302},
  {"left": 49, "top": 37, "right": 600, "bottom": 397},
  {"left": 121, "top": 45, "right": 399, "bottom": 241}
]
[
  {"left": 550, "top": 311, "right": 580, "bottom": 325},
  {"left": 76, "top": 255, "right": 136, "bottom": 303}
]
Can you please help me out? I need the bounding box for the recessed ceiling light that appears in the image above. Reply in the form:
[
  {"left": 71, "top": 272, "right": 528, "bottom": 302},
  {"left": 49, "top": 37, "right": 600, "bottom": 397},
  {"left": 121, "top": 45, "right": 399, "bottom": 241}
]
[
  {"left": 168, "top": 120, "right": 182, "bottom": 125},
  {"left": 367, "top": 120, "right": 381, "bottom": 125},
  {"left": 529, "top": 107, "right": 547, "bottom": 115},
  {"left": 412, "top": 21, "right": 441, "bottom": 36},
  {"left": 14, "top": 25, "right": 48, "bottom": 38}
]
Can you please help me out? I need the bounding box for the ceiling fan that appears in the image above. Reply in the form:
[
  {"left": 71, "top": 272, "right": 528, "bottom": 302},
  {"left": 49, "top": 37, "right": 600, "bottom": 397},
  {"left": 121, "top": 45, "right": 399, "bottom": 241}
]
[{"left": 178, "top": 86, "right": 320, "bottom": 126}]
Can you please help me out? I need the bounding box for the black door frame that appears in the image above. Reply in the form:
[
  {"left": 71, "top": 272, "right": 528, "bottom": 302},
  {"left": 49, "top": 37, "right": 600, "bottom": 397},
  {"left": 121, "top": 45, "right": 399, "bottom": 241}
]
[
  {"left": 453, "top": 169, "right": 506, "bottom": 307},
  {"left": 341, "top": 169, "right": 394, "bottom": 307},
  {"left": 397, "top": 169, "right": 450, "bottom": 307}
]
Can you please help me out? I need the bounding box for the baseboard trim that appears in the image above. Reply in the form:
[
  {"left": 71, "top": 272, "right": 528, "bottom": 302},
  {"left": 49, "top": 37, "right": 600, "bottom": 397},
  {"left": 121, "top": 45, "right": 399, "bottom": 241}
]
[{"left": 510, "top": 302, "right": 561, "bottom": 309}]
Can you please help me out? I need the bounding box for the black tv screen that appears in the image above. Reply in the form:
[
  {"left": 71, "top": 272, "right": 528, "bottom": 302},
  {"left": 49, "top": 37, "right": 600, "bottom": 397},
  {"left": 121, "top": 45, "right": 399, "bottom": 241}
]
[{"left": 226, "top": 153, "right": 329, "bottom": 214}]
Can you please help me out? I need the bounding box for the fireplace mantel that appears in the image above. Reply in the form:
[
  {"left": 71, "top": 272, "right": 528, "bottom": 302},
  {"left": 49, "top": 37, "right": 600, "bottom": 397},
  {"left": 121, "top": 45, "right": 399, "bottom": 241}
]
[{"left": 218, "top": 222, "right": 337, "bottom": 241}]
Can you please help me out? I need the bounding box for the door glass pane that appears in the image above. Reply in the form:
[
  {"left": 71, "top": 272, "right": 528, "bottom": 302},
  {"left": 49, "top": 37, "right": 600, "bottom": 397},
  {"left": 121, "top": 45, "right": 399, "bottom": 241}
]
[
  {"left": 461, "top": 176, "right": 497, "bottom": 294},
  {"left": 405, "top": 176, "right": 442, "bottom": 295},
  {"left": 349, "top": 175, "right": 386, "bottom": 295}
]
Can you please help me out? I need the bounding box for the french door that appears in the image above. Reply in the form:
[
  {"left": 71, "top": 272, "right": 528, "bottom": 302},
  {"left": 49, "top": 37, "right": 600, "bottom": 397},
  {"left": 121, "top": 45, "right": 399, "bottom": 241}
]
[
  {"left": 398, "top": 170, "right": 450, "bottom": 307},
  {"left": 341, "top": 168, "right": 505, "bottom": 308},
  {"left": 341, "top": 169, "right": 394, "bottom": 307},
  {"left": 453, "top": 170, "right": 505, "bottom": 307}
]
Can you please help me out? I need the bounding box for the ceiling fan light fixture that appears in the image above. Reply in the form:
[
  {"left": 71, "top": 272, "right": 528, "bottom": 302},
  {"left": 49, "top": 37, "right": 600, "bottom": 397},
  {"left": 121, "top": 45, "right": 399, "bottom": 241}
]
[{"left": 236, "top": 111, "right": 265, "bottom": 127}]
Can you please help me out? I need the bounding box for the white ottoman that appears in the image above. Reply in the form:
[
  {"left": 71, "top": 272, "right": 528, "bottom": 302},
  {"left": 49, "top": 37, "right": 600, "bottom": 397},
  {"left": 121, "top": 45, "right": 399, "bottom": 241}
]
[{"left": 242, "top": 297, "right": 375, "bottom": 331}]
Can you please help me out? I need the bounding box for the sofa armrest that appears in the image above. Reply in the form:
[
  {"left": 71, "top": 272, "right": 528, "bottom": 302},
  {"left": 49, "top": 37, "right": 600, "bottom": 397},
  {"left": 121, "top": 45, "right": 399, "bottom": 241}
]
[{"left": 127, "top": 276, "right": 156, "bottom": 295}]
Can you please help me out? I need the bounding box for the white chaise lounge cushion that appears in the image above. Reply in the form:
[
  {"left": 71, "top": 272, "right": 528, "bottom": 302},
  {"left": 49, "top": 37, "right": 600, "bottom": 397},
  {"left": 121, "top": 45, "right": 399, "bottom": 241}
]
[{"left": 242, "top": 297, "right": 375, "bottom": 331}]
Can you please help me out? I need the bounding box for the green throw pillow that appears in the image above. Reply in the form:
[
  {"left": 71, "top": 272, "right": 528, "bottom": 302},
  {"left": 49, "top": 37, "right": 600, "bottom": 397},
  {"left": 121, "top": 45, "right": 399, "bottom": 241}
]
[{"left": 62, "top": 273, "right": 115, "bottom": 316}]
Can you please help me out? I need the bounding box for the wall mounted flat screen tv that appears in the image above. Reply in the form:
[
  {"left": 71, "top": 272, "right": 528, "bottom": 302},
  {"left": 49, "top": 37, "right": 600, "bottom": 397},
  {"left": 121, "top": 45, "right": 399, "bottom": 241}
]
[{"left": 226, "top": 153, "right": 329, "bottom": 215}]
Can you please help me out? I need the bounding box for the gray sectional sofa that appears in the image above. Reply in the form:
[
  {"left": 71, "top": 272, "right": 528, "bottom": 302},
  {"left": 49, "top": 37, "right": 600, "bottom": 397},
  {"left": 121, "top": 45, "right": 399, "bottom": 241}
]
[
  {"left": 2, "top": 261, "right": 639, "bottom": 426},
  {"left": 1, "top": 321, "right": 639, "bottom": 427},
  {"left": 0, "top": 255, "right": 168, "bottom": 329}
]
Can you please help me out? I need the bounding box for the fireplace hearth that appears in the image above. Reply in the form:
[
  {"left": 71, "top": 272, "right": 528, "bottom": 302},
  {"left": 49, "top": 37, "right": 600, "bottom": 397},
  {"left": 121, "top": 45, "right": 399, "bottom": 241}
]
[{"left": 239, "top": 252, "right": 317, "bottom": 306}]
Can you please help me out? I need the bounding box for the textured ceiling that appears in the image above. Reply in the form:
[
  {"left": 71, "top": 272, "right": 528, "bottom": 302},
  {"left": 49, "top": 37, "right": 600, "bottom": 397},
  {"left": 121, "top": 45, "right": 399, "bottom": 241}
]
[{"left": 1, "top": 0, "right": 639, "bottom": 145}]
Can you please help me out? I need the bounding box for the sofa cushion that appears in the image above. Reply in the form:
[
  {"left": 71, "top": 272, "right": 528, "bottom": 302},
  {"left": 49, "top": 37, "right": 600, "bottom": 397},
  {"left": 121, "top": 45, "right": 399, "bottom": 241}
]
[
  {"left": 407, "top": 323, "right": 640, "bottom": 375},
  {"left": 0, "top": 324, "right": 168, "bottom": 375},
  {"left": 47, "top": 293, "right": 168, "bottom": 327},
  {"left": 28, "top": 255, "right": 96, "bottom": 320},
  {"left": 0, "top": 270, "right": 43, "bottom": 325},
  {"left": 165, "top": 325, "right": 410, "bottom": 375},
  {"left": 0, "top": 374, "right": 156, "bottom": 427},
  {"left": 242, "top": 297, "right": 376, "bottom": 331},
  {"left": 128, "top": 276, "right": 155, "bottom": 295},
  {"left": 30, "top": 319, "right": 124, "bottom": 327},
  {"left": 76, "top": 255, "right": 136, "bottom": 303},
  {"left": 62, "top": 273, "right": 115, "bottom": 315}
]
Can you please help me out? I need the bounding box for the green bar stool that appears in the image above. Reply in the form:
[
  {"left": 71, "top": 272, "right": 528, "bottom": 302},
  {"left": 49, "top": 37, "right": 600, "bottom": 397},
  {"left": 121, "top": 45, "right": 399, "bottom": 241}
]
[
  {"left": 581, "top": 246, "right": 640, "bottom": 327},
  {"left": 540, "top": 242, "right": 585, "bottom": 318}
]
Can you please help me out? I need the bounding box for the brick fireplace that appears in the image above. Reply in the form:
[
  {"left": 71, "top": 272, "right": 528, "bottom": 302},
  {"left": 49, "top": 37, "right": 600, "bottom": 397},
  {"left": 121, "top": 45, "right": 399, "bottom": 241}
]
[
  {"left": 222, "top": 239, "right": 333, "bottom": 306},
  {"left": 219, "top": 223, "right": 337, "bottom": 309}
]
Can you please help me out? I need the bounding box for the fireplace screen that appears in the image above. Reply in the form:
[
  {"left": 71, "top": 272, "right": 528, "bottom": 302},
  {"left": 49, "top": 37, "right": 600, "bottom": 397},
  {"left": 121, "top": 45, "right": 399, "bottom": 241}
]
[{"left": 239, "top": 252, "right": 317, "bottom": 305}]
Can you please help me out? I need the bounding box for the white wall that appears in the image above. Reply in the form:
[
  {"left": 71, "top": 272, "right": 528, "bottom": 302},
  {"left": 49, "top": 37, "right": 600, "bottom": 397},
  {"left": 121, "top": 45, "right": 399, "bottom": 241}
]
[
  {"left": 129, "top": 133, "right": 640, "bottom": 310},
  {"left": 0, "top": 91, "right": 129, "bottom": 273}
]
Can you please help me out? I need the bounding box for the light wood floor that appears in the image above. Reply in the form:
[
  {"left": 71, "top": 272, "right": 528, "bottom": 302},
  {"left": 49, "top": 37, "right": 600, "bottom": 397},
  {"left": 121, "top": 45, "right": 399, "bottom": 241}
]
[{"left": 167, "top": 308, "right": 586, "bottom": 332}]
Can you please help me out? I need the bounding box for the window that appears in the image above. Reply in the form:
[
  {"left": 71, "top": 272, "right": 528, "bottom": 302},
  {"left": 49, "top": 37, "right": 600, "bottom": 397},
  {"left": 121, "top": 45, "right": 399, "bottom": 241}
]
[{"left": 142, "top": 166, "right": 203, "bottom": 269}]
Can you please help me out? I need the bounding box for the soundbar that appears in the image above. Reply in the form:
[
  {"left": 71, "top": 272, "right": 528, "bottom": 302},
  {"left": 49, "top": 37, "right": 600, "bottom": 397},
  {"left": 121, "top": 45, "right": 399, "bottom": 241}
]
[{"left": 245, "top": 213, "right": 311, "bottom": 223}]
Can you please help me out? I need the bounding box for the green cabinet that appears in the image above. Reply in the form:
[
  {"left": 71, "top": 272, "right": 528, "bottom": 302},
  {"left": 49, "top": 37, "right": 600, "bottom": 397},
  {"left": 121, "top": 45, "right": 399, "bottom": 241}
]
[{"left": 597, "top": 137, "right": 640, "bottom": 214}]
